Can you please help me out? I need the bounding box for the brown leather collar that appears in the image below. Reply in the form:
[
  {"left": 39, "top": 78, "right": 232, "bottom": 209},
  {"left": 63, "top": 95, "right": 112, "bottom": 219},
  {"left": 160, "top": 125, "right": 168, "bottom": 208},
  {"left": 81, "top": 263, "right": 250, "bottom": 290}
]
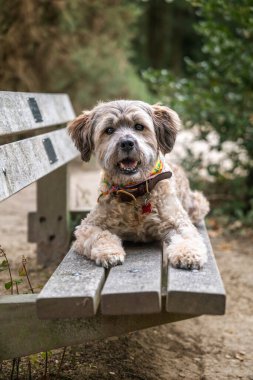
[{"left": 112, "top": 170, "right": 172, "bottom": 202}]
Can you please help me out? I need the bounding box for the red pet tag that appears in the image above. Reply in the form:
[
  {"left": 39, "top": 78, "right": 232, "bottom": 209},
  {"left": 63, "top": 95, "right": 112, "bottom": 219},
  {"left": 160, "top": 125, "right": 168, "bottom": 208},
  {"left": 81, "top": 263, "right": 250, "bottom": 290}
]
[{"left": 142, "top": 202, "right": 152, "bottom": 214}]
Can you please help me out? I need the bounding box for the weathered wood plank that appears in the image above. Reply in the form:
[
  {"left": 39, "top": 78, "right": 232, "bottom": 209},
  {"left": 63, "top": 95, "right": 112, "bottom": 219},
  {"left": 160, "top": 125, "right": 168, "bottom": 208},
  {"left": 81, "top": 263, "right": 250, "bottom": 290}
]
[
  {"left": 0, "top": 294, "right": 196, "bottom": 360},
  {"left": 101, "top": 242, "right": 162, "bottom": 315},
  {"left": 36, "top": 249, "right": 105, "bottom": 319},
  {"left": 28, "top": 209, "right": 91, "bottom": 243},
  {"left": 166, "top": 221, "right": 226, "bottom": 315},
  {"left": 0, "top": 91, "right": 75, "bottom": 137},
  {"left": 29, "top": 209, "right": 91, "bottom": 265},
  {"left": 34, "top": 165, "right": 70, "bottom": 265},
  {"left": 0, "top": 128, "right": 78, "bottom": 201}
]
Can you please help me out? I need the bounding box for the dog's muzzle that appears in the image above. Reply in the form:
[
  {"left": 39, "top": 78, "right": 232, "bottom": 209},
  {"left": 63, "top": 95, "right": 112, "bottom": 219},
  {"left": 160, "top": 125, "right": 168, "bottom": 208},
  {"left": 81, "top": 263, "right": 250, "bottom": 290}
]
[{"left": 117, "top": 135, "right": 140, "bottom": 174}]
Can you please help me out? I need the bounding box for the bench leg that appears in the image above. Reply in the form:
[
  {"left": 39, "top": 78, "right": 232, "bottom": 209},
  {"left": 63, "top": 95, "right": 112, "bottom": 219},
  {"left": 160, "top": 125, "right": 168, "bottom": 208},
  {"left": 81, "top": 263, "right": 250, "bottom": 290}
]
[{"left": 28, "top": 165, "right": 70, "bottom": 266}]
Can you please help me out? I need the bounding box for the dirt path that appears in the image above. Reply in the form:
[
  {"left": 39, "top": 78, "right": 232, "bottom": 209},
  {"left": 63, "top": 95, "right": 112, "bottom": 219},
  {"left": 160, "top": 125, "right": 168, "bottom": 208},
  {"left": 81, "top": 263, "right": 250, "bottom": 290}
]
[{"left": 0, "top": 162, "right": 253, "bottom": 379}]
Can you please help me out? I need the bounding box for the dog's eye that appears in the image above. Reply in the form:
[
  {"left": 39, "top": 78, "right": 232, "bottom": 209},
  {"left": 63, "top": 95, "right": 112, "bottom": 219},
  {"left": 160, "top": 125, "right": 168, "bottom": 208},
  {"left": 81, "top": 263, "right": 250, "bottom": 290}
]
[
  {"left": 134, "top": 124, "right": 144, "bottom": 131},
  {"left": 105, "top": 127, "right": 115, "bottom": 135}
]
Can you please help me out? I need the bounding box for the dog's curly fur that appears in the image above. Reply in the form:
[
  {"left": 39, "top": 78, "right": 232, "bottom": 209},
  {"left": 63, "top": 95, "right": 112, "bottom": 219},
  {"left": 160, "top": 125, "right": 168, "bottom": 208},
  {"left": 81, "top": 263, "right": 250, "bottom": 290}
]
[{"left": 68, "top": 100, "right": 209, "bottom": 269}]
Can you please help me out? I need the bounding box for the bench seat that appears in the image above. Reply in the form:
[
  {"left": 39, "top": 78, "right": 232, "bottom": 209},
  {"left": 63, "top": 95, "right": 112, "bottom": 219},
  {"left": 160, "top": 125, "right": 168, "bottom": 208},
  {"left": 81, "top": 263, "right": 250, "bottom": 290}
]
[{"left": 37, "top": 221, "right": 225, "bottom": 319}]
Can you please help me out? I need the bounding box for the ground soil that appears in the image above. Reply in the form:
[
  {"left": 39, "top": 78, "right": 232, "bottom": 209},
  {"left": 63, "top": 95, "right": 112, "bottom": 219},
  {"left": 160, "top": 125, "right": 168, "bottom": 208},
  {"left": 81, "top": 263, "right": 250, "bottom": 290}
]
[{"left": 0, "top": 162, "right": 252, "bottom": 379}]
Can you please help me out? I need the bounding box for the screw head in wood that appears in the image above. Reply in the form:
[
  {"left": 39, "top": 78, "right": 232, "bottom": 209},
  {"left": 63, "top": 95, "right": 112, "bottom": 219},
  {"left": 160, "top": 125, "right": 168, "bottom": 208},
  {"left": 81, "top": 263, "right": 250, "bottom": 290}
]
[{"left": 128, "top": 269, "right": 139, "bottom": 273}]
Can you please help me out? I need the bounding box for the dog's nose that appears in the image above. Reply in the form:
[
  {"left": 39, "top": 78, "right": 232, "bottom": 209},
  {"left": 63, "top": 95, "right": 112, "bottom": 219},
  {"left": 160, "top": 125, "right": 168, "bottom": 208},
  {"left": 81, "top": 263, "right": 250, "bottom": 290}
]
[{"left": 120, "top": 139, "right": 135, "bottom": 152}]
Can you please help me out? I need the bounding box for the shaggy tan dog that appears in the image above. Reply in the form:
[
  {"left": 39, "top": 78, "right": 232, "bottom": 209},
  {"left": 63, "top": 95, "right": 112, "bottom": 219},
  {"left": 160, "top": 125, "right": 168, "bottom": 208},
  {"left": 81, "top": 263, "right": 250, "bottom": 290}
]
[{"left": 68, "top": 100, "right": 209, "bottom": 269}]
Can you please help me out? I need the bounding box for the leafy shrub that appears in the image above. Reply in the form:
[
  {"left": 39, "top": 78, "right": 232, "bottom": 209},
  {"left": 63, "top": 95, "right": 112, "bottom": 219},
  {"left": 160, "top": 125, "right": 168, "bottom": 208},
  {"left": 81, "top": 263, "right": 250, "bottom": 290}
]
[
  {"left": 0, "top": 0, "right": 148, "bottom": 110},
  {"left": 143, "top": 0, "right": 253, "bottom": 221}
]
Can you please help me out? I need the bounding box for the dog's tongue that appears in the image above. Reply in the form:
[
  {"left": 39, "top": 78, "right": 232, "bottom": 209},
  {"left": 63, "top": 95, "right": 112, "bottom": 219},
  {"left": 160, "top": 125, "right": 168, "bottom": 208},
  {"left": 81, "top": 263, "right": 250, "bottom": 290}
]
[{"left": 120, "top": 159, "right": 137, "bottom": 170}]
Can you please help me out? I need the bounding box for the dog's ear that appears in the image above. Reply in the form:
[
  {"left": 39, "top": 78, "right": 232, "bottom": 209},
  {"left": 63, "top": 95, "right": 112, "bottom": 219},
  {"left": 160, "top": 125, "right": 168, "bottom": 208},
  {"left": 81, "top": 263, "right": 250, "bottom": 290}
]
[
  {"left": 152, "top": 105, "right": 180, "bottom": 154},
  {"left": 68, "top": 111, "right": 93, "bottom": 162}
]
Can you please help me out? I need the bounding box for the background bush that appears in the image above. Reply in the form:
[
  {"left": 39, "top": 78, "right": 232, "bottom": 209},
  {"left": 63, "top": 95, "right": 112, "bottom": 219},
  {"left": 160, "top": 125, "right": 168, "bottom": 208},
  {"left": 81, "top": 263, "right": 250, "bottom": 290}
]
[
  {"left": 143, "top": 0, "right": 253, "bottom": 223},
  {"left": 0, "top": 0, "right": 148, "bottom": 110}
]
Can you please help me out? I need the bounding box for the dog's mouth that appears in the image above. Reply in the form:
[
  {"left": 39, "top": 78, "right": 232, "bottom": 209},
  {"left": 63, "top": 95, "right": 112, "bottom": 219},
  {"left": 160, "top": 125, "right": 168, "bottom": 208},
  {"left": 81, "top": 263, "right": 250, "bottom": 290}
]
[{"left": 117, "top": 158, "right": 141, "bottom": 174}]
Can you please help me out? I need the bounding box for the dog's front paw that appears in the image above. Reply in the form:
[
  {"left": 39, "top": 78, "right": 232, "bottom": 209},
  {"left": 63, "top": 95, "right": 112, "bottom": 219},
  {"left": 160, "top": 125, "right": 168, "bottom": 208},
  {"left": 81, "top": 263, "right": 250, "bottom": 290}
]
[
  {"left": 90, "top": 231, "right": 125, "bottom": 268},
  {"left": 73, "top": 228, "right": 125, "bottom": 268},
  {"left": 90, "top": 232, "right": 124, "bottom": 268},
  {"left": 165, "top": 236, "right": 207, "bottom": 270},
  {"left": 93, "top": 248, "right": 125, "bottom": 268}
]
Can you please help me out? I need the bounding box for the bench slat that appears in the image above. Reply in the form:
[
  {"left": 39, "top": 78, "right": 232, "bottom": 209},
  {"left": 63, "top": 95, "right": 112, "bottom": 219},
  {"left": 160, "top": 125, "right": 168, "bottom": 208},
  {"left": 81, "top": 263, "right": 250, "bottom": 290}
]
[
  {"left": 166, "top": 222, "right": 226, "bottom": 315},
  {"left": 101, "top": 242, "right": 162, "bottom": 315},
  {"left": 0, "top": 92, "right": 75, "bottom": 137},
  {"left": 0, "top": 128, "right": 78, "bottom": 201},
  {"left": 36, "top": 249, "right": 105, "bottom": 319}
]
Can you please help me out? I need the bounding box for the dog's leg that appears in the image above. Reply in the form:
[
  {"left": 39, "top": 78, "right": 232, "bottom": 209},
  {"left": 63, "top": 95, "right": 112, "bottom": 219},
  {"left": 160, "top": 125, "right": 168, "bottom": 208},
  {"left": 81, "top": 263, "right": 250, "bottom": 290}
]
[
  {"left": 163, "top": 217, "right": 207, "bottom": 270},
  {"left": 187, "top": 190, "right": 210, "bottom": 224},
  {"left": 73, "top": 224, "right": 125, "bottom": 268}
]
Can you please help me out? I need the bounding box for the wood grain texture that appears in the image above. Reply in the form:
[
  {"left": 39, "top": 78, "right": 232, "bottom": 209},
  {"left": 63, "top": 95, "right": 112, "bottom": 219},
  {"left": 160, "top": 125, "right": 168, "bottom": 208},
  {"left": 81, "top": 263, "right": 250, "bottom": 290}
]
[
  {"left": 101, "top": 242, "right": 162, "bottom": 315},
  {"left": 0, "top": 128, "right": 78, "bottom": 201},
  {"left": 166, "top": 221, "right": 226, "bottom": 315},
  {"left": 0, "top": 294, "right": 196, "bottom": 360},
  {"left": 28, "top": 209, "right": 91, "bottom": 243},
  {"left": 33, "top": 165, "right": 70, "bottom": 265},
  {"left": 36, "top": 249, "right": 105, "bottom": 319},
  {"left": 0, "top": 91, "right": 75, "bottom": 137}
]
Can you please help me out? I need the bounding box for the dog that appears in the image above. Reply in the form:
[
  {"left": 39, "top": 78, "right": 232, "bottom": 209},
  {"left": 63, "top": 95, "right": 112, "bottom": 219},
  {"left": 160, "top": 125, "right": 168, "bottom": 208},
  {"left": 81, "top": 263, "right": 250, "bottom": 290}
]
[{"left": 68, "top": 100, "right": 209, "bottom": 269}]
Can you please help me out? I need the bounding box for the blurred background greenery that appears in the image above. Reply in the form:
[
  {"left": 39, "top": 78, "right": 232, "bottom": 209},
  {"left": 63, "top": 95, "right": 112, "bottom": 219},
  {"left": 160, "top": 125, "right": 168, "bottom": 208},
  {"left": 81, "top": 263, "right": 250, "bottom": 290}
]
[{"left": 0, "top": 0, "right": 252, "bottom": 224}]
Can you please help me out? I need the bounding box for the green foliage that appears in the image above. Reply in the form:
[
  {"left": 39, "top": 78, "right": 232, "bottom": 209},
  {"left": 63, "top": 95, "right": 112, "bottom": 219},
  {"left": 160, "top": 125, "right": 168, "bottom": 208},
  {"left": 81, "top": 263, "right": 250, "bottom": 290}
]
[
  {"left": 144, "top": 0, "right": 253, "bottom": 156},
  {"left": 143, "top": 0, "right": 253, "bottom": 220},
  {"left": 132, "top": 0, "right": 198, "bottom": 73},
  {"left": 0, "top": 259, "right": 8, "bottom": 272},
  {"left": 4, "top": 281, "right": 12, "bottom": 290},
  {"left": 0, "top": 0, "right": 148, "bottom": 111},
  {"left": 4, "top": 279, "right": 23, "bottom": 290}
]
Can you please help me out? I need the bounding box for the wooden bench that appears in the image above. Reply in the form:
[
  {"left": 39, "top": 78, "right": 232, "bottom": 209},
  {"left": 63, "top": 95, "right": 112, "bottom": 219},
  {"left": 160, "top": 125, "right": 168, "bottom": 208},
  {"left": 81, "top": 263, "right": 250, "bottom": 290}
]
[{"left": 0, "top": 91, "right": 226, "bottom": 361}]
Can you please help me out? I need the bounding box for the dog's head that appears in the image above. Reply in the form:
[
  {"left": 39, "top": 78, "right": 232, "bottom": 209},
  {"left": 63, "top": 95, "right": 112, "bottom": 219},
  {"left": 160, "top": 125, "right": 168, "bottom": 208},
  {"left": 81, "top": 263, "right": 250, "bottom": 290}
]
[{"left": 68, "top": 100, "right": 180, "bottom": 184}]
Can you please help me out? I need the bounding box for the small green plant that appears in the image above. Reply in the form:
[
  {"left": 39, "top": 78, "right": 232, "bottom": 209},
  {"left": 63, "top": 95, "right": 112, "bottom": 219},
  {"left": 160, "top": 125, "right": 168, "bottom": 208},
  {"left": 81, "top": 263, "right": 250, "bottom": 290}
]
[
  {"left": 0, "top": 246, "right": 38, "bottom": 295},
  {"left": 0, "top": 245, "right": 24, "bottom": 294},
  {"left": 0, "top": 248, "right": 68, "bottom": 378},
  {"left": 19, "top": 256, "right": 34, "bottom": 294},
  {"left": 0, "top": 245, "right": 14, "bottom": 294}
]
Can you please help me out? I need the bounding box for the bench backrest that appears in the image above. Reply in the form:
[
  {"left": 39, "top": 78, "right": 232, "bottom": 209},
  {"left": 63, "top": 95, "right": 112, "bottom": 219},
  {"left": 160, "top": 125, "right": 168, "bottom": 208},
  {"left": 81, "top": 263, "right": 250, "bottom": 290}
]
[{"left": 0, "top": 91, "right": 78, "bottom": 202}]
